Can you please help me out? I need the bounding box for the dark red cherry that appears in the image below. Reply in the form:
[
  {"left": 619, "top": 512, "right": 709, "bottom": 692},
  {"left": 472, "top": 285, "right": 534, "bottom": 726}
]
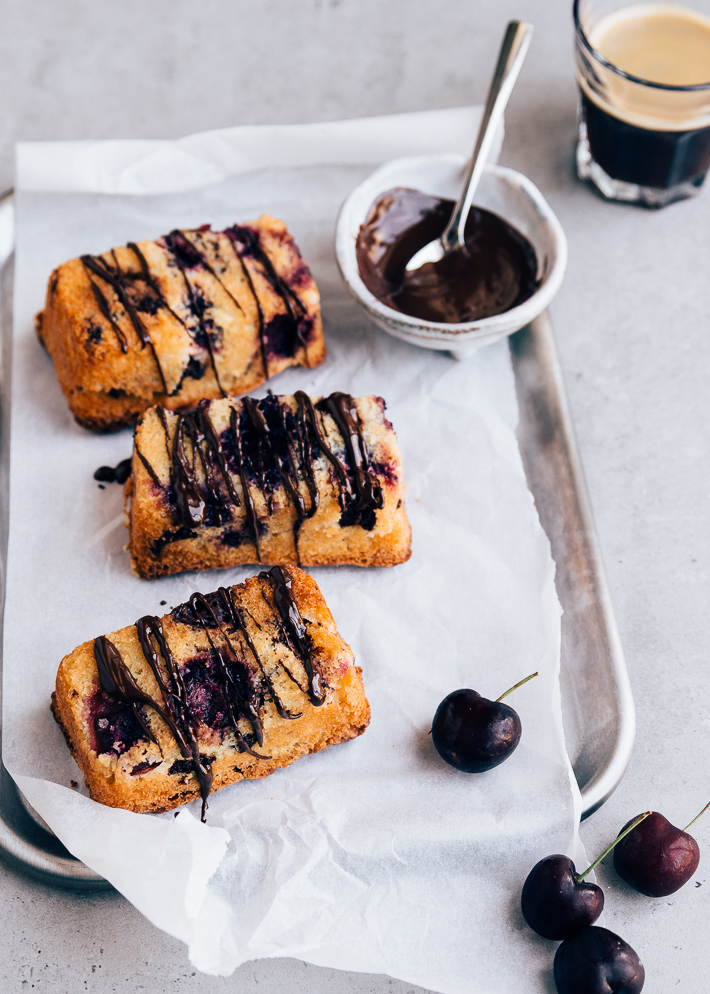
[
  {"left": 613, "top": 806, "right": 706, "bottom": 897},
  {"left": 521, "top": 855, "right": 603, "bottom": 939},
  {"left": 432, "top": 689, "right": 520, "bottom": 772},
  {"left": 521, "top": 812, "right": 650, "bottom": 941},
  {"left": 431, "top": 672, "right": 537, "bottom": 774},
  {"left": 553, "top": 926, "right": 645, "bottom": 994}
]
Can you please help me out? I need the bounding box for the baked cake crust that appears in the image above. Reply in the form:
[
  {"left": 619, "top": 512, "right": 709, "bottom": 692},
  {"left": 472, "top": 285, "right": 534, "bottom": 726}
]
[
  {"left": 51, "top": 567, "right": 370, "bottom": 817},
  {"left": 37, "top": 216, "right": 326, "bottom": 432},
  {"left": 125, "top": 392, "right": 412, "bottom": 579}
]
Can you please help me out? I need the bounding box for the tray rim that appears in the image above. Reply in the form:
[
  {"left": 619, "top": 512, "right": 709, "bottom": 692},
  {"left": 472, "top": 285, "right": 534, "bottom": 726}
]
[
  {"left": 0, "top": 192, "right": 634, "bottom": 889},
  {"left": 511, "top": 311, "right": 636, "bottom": 817}
]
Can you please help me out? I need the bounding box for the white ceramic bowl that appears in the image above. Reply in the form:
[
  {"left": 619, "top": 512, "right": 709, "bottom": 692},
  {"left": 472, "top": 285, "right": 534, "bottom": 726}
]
[{"left": 335, "top": 154, "right": 567, "bottom": 359}]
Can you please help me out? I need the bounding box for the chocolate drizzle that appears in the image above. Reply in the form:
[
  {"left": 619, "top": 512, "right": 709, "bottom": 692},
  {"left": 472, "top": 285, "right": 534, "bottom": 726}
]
[
  {"left": 243, "top": 393, "right": 321, "bottom": 551},
  {"left": 226, "top": 225, "right": 309, "bottom": 367},
  {"left": 171, "top": 404, "right": 241, "bottom": 529},
  {"left": 94, "top": 635, "right": 165, "bottom": 751},
  {"left": 134, "top": 442, "right": 161, "bottom": 488},
  {"left": 175, "top": 231, "right": 244, "bottom": 316},
  {"left": 150, "top": 392, "right": 383, "bottom": 563},
  {"left": 126, "top": 241, "right": 188, "bottom": 330},
  {"left": 163, "top": 230, "right": 227, "bottom": 398},
  {"left": 90, "top": 571, "right": 327, "bottom": 821},
  {"left": 260, "top": 566, "right": 325, "bottom": 706},
  {"left": 229, "top": 405, "right": 262, "bottom": 559},
  {"left": 293, "top": 391, "right": 321, "bottom": 532},
  {"left": 80, "top": 224, "right": 312, "bottom": 410},
  {"left": 225, "top": 232, "right": 268, "bottom": 378},
  {"left": 243, "top": 398, "right": 274, "bottom": 515},
  {"left": 80, "top": 254, "right": 169, "bottom": 393},
  {"left": 86, "top": 278, "right": 128, "bottom": 353},
  {"left": 195, "top": 587, "right": 303, "bottom": 725},
  {"left": 322, "top": 392, "right": 384, "bottom": 529},
  {"left": 189, "top": 591, "right": 268, "bottom": 744},
  {"left": 133, "top": 615, "right": 214, "bottom": 819}
]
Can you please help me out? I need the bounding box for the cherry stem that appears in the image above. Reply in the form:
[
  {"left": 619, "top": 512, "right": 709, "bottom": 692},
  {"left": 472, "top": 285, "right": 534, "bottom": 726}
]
[
  {"left": 684, "top": 801, "right": 710, "bottom": 833},
  {"left": 496, "top": 671, "right": 539, "bottom": 703},
  {"left": 575, "top": 811, "right": 652, "bottom": 884}
]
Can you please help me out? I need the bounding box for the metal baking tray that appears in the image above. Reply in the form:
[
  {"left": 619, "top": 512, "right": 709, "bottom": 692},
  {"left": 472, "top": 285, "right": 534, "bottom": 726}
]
[{"left": 0, "top": 195, "right": 635, "bottom": 889}]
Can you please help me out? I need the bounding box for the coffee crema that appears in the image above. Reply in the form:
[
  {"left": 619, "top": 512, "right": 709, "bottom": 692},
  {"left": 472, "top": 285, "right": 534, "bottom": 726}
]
[
  {"left": 579, "top": 3, "right": 710, "bottom": 132},
  {"left": 591, "top": 3, "right": 710, "bottom": 88},
  {"left": 355, "top": 187, "right": 539, "bottom": 325},
  {"left": 575, "top": 1, "right": 710, "bottom": 195}
]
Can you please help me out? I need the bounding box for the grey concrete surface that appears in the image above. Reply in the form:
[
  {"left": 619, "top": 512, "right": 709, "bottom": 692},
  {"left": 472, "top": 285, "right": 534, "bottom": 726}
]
[{"left": 2, "top": 0, "right": 710, "bottom": 991}]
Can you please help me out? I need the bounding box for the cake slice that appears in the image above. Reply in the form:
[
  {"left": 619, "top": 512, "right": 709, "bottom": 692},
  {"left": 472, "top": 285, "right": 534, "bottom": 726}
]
[
  {"left": 51, "top": 567, "right": 369, "bottom": 819},
  {"left": 36, "top": 216, "right": 326, "bottom": 431},
  {"left": 125, "top": 392, "right": 412, "bottom": 579}
]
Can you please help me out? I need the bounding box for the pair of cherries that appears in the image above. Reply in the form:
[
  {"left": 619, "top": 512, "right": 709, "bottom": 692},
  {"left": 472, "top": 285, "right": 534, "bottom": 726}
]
[{"left": 521, "top": 803, "right": 708, "bottom": 993}]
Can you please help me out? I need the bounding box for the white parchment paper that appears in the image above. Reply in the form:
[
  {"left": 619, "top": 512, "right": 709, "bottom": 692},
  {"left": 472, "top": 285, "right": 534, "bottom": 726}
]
[{"left": 4, "top": 109, "right": 582, "bottom": 993}]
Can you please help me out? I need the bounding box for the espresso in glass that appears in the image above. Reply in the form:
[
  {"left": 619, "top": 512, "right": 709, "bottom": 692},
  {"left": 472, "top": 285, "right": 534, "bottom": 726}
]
[{"left": 574, "top": 1, "right": 710, "bottom": 206}]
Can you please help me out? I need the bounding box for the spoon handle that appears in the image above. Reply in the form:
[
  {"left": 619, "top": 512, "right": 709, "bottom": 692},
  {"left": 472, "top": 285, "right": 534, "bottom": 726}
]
[{"left": 441, "top": 20, "right": 534, "bottom": 254}]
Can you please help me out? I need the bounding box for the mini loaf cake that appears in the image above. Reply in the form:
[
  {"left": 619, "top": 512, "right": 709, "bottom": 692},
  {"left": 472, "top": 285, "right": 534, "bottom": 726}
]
[
  {"left": 125, "top": 392, "right": 412, "bottom": 579},
  {"left": 52, "top": 566, "right": 370, "bottom": 819},
  {"left": 36, "top": 216, "right": 326, "bottom": 432}
]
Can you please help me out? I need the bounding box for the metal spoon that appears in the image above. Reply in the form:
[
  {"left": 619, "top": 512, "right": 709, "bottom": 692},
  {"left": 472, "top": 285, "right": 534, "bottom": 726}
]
[{"left": 405, "top": 20, "right": 533, "bottom": 274}]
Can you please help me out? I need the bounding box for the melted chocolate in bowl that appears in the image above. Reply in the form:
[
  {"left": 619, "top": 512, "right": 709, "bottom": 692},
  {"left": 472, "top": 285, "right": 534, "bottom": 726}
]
[{"left": 355, "top": 187, "right": 540, "bottom": 324}]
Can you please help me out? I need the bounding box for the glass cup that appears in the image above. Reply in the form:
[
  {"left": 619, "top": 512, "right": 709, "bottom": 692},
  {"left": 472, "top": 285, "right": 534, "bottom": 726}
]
[{"left": 574, "top": 0, "right": 710, "bottom": 207}]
